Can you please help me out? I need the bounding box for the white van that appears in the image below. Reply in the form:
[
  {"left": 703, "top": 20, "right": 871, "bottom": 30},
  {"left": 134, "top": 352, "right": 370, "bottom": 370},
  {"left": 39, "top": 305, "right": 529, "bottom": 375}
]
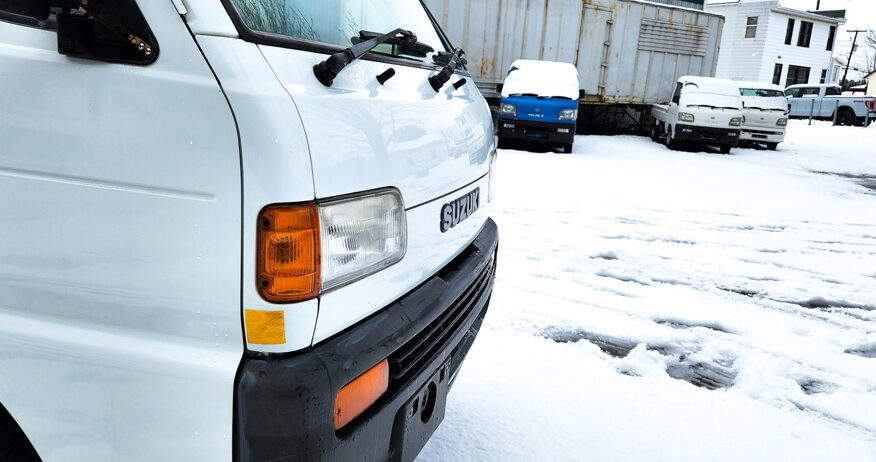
[
  {"left": 651, "top": 76, "right": 744, "bottom": 154},
  {"left": 0, "top": 1, "right": 497, "bottom": 461},
  {"left": 738, "top": 83, "right": 788, "bottom": 150}
]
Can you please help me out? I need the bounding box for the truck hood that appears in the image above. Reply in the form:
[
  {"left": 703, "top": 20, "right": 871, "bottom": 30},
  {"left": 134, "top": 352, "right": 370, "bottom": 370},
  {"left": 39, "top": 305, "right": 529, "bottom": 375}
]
[{"left": 258, "top": 46, "right": 493, "bottom": 208}]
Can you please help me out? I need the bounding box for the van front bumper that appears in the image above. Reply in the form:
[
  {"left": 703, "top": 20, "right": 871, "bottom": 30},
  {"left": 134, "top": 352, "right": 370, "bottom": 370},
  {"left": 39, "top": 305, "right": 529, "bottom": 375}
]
[
  {"left": 234, "top": 219, "right": 498, "bottom": 462},
  {"left": 740, "top": 127, "right": 785, "bottom": 143},
  {"left": 497, "top": 118, "right": 575, "bottom": 145},
  {"left": 674, "top": 124, "right": 740, "bottom": 146}
]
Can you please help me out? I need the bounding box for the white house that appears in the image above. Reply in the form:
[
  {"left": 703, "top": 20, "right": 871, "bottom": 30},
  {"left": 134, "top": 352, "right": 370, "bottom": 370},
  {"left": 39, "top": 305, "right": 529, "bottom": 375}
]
[{"left": 705, "top": 0, "right": 845, "bottom": 87}]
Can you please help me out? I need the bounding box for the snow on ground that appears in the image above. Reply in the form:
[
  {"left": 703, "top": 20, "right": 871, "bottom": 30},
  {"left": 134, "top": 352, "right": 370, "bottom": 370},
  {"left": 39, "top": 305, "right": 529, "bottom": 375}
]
[{"left": 419, "top": 121, "right": 876, "bottom": 461}]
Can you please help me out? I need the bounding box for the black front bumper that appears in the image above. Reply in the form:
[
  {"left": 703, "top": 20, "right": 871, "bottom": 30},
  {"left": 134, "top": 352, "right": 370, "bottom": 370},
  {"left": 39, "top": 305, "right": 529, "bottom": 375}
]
[
  {"left": 674, "top": 124, "right": 740, "bottom": 146},
  {"left": 235, "top": 219, "right": 499, "bottom": 462},
  {"left": 497, "top": 117, "right": 575, "bottom": 145}
]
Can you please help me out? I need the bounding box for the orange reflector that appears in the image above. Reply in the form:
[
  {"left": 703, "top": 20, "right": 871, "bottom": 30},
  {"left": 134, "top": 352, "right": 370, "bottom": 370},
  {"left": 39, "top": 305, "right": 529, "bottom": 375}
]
[
  {"left": 334, "top": 359, "right": 389, "bottom": 430},
  {"left": 244, "top": 309, "right": 286, "bottom": 345},
  {"left": 257, "top": 203, "right": 320, "bottom": 303}
]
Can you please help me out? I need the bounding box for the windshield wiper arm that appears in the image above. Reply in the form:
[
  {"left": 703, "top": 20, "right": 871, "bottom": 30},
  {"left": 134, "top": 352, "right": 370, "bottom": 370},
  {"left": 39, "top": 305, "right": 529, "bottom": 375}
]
[
  {"left": 313, "top": 28, "right": 418, "bottom": 87},
  {"left": 429, "top": 47, "right": 466, "bottom": 92},
  {"left": 359, "top": 30, "right": 435, "bottom": 58}
]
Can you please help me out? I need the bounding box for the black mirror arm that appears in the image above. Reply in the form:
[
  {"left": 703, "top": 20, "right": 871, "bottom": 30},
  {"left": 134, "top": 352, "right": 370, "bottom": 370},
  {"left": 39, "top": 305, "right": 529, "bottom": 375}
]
[
  {"left": 314, "top": 28, "right": 416, "bottom": 87},
  {"left": 429, "top": 47, "right": 465, "bottom": 92}
]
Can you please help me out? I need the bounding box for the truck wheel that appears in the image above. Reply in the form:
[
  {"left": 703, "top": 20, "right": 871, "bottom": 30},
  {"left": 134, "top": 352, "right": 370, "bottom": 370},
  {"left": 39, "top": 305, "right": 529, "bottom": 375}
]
[
  {"left": 664, "top": 126, "right": 676, "bottom": 150},
  {"left": 0, "top": 404, "right": 40, "bottom": 462},
  {"left": 766, "top": 142, "right": 778, "bottom": 151},
  {"left": 719, "top": 145, "right": 731, "bottom": 154},
  {"left": 650, "top": 122, "right": 660, "bottom": 141},
  {"left": 836, "top": 108, "right": 855, "bottom": 126},
  {"left": 497, "top": 138, "right": 510, "bottom": 150},
  {"left": 561, "top": 144, "right": 573, "bottom": 154}
]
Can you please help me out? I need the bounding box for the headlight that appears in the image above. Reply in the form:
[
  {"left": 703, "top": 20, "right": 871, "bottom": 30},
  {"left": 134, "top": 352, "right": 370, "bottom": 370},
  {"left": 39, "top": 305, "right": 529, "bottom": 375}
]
[
  {"left": 776, "top": 118, "right": 788, "bottom": 126},
  {"left": 558, "top": 109, "right": 578, "bottom": 120},
  {"left": 729, "top": 117, "right": 742, "bottom": 126},
  {"left": 488, "top": 148, "right": 498, "bottom": 202},
  {"left": 500, "top": 103, "right": 516, "bottom": 116},
  {"left": 256, "top": 190, "right": 406, "bottom": 302},
  {"left": 678, "top": 112, "right": 695, "bottom": 122}
]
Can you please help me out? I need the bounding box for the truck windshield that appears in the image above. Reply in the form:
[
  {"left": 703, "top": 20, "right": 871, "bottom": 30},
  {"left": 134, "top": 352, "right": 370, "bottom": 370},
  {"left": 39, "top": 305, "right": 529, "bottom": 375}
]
[
  {"left": 229, "top": 0, "right": 447, "bottom": 59},
  {"left": 740, "top": 89, "right": 784, "bottom": 97}
]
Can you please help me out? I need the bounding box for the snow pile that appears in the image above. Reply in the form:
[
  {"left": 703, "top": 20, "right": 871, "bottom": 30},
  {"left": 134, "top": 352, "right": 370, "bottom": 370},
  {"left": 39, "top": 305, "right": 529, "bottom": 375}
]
[
  {"left": 419, "top": 120, "right": 876, "bottom": 461},
  {"left": 501, "top": 59, "right": 579, "bottom": 100}
]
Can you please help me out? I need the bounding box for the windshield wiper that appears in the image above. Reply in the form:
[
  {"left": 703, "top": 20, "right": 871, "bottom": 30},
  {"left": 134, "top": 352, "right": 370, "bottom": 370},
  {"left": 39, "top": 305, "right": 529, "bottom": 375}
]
[
  {"left": 314, "top": 28, "right": 423, "bottom": 87},
  {"left": 429, "top": 47, "right": 466, "bottom": 91},
  {"left": 358, "top": 30, "right": 435, "bottom": 58}
]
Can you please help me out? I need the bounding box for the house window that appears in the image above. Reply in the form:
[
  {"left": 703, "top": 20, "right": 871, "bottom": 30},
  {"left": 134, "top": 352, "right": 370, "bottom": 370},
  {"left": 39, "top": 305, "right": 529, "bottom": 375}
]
[
  {"left": 772, "top": 64, "right": 783, "bottom": 85},
  {"left": 745, "top": 16, "right": 758, "bottom": 39},
  {"left": 784, "top": 18, "right": 795, "bottom": 45},
  {"left": 820, "top": 69, "right": 827, "bottom": 84},
  {"left": 826, "top": 26, "right": 836, "bottom": 51},
  {"left": 797, "top": 21, "right": 813, "bottom": 48},
  {"left": 786, "top": 65, "right": 810, "bottom": 86}
]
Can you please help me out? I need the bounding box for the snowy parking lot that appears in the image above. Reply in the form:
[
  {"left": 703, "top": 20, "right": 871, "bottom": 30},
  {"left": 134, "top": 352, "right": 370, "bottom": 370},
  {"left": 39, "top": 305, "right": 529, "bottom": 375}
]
[{"left": 420, "top": 121, "right": 876, "bottom": 461}]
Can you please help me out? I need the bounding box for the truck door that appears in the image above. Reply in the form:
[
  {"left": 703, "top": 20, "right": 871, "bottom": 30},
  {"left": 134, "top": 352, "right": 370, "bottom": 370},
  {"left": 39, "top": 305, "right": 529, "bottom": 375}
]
[{"left": 0, "top": 2, "right": 242, "bottom": 460}]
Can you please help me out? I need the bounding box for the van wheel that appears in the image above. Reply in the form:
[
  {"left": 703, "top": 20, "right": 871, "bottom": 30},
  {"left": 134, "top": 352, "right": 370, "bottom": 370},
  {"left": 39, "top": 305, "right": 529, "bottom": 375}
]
[
  {"left": 766, "top": 142, "right": 778, "bottom": 151},
  {"left": 836, "top": 108, "right": 855, "bottom": 126},
  {"left": 664, "top": 126, "right": 676, "bottom": 150},
  {"left": 719, "top": 145, "right": 731, "bottom": 154}
]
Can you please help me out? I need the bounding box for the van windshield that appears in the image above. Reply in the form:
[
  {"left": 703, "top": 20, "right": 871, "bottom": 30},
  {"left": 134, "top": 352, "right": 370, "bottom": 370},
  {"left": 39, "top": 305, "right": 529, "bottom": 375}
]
[
  {"left": 229, "top": 0, "right": 447, "bottom": 59},
  {"left": 740, "top": 89, "right": 785, "bottom": 97}
]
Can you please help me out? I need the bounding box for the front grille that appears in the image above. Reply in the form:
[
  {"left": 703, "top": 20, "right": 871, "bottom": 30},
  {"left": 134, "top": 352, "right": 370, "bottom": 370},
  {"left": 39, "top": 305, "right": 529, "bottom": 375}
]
[{"left": 387, "top": 254, "right": 494, "bottom": 384}]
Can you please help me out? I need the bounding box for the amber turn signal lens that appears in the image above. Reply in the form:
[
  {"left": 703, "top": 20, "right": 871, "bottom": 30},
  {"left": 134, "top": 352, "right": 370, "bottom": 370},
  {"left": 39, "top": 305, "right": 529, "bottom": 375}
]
[
  {"left": 334, "top": 359, "right": 389, "bottom": 430},
  {"left": 257, "top": 204, "right": 320, "bottom": 303}
]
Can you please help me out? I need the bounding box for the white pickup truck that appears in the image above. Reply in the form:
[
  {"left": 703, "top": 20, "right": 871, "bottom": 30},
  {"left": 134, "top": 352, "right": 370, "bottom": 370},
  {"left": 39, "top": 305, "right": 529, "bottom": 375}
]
[
  {"left": 785, "top": 84, "right": 876, "bottom": 126},
  {"left": 651, "top": 76, "right": 743, "bottom": 154},
  {"left": 738, "top": 83, "right": 788, "bottom": 151}
]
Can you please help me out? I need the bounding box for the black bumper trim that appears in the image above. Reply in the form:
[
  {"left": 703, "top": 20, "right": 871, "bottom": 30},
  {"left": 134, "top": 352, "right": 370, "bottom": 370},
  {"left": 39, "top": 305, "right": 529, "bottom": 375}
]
[
  {"left": 674, "top": 123, "right": 740, "bottom": 146},
  {"left": 497, "top": 117, "right": 575, "bottom": 144},
  {"left": 234, "top": 219, "right": 499, "bottom": 462}
]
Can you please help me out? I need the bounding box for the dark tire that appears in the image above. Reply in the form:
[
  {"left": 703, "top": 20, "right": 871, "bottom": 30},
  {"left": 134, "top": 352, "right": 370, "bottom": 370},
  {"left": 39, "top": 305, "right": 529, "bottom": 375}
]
[
  {"left": 719, "top": 145, "right": 731, "bottom": 154},
  {"left": 836, "top": 109, "right": 855, "bottom": 126},
  {"left": 497, "top": 138, "right": 510, "bottom": 150},
  {"left": 664, "top": 125, "right": 676, "bottom": 150},
  {"left": 0, "top": 403, "right": 40, "bottom": 462},
  {"left": 650, "top": 122, "right": 660, "bottom": 141},
  {"left": 766, "top": 142, "right": 778, "bottom": 151},
  {"left": 561, "top": 144, "right": 573, "bottom": 154}
]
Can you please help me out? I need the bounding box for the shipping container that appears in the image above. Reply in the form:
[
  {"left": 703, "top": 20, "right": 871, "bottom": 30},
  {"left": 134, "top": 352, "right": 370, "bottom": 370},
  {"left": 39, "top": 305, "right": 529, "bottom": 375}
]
[{"left": 424, "top": 0, "right": 725, "bottom": 129}]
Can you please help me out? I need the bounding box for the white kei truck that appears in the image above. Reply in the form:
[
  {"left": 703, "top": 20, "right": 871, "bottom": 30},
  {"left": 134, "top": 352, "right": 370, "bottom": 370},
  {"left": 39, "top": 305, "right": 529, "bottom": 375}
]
[
  {"left": 0, "top": 1, "right": 498, "bottom": 461},
  {"left": 785, "top": 84, "right": 876, "bottom": 126},
  {"left": 738, "top": 83, "right": 788, "bottom": 151},
  {"left": 651, "top": 76, "right": 744, "bottom": 154}
]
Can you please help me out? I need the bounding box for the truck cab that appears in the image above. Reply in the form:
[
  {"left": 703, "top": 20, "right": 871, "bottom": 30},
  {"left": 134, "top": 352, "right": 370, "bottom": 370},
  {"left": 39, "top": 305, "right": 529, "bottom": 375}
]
[
  {"left": 651, "top": 76, "right": 743, "bottom": 154},
  {"left": 497, "top": 60, "right": 580, "bottom": 153},
  {"left": 0, "top": 1, "right": 497, "bottom": 461},
  {"left": 738, "top": 82, "right": 789, "bottom": 150}
]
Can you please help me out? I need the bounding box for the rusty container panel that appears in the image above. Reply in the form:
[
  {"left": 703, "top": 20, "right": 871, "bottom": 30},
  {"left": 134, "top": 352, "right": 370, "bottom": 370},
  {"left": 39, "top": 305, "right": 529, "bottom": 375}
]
[{"left": 423, "top": 0, "right": 724, "bottom": 104}]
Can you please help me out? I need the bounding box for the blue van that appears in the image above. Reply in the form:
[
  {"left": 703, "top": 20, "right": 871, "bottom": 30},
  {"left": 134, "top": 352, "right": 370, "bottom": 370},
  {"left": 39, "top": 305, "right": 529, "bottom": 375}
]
[{"left": 497, "top": 60, "right": 580, "bottom": 153}]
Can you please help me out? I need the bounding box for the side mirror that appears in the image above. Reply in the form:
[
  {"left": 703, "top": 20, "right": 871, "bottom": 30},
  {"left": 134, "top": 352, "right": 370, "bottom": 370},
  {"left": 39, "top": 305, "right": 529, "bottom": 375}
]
[
  {"left": 578, "top": 89, "right": 585, "bottom": 100},
  {"left": 1, "top": 0, "right": 50, "bottom": 21}
]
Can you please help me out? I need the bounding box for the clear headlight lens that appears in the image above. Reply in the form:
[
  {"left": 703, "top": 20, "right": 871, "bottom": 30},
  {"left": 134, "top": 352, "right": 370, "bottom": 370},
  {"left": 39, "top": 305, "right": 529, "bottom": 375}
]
[
  {"left": 776, "top": 118, "right": 788, "bottom": 126},
  {"left": 558, "top": 109, "right": 578, "bottom": 120},
  {"left": 319, "top": 190, "right": 406, "bottom": 291},
  {"left": 729, "top": 117, "right": 742, "bottom": 126},
  {"left": 500, "top": 103, "right": 517, "bottom": 116},
  {"left": 678, "top": 112, "right": 695, "bottom": 122},
  {"left": 488, "top": 147, "right": 498, "bottom": 202}
]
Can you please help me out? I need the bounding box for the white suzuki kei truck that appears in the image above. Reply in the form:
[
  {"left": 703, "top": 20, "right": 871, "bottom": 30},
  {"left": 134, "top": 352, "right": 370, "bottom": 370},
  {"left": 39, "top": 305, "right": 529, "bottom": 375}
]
[
  {"left": 0, "top": 1, "right": 498, "bottom": 461},
  {"left": 737, "top": 82, "right": 788, "bottom": 150}
]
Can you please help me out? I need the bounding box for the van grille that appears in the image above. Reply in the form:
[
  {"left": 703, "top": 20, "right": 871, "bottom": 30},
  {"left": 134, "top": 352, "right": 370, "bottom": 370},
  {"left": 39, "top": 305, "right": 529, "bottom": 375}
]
[{"left": 387, "top": 253, "right": 494, "bottom": 383}]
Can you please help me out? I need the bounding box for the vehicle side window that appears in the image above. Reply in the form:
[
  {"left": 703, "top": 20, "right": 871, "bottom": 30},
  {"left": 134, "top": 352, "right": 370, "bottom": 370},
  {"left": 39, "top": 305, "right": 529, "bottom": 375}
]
[
  {"left": 801, "top": 88, "right": 819, "bottom": 97},
  {"left": 784, "top": 88, "right": 800, "bottom": 98},
  {"left": 825, "top": 87, "right": 841, "bottom": 96},
  {"left": 671, "top": 83, "right": 682, "bottom": 104}
]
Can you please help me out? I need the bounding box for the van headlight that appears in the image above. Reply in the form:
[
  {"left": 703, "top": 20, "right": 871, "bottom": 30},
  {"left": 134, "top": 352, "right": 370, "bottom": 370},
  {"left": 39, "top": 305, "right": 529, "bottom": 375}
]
[
  {"left": 488, "top": 148, "right": 498, "bottom": 202},
  {"left": 500, "top": 103, "right": 516, "bottom": 116},
  {"left": 558, "top": 109, "right": 578, "bottom": 120},
  {"left": 678, "top": 112, "right": 695, "bottom": 122},
  {"left": 256, "top": 190, "right": 406, "bottom": 302},
  {"left": 729, "top": 117, "right": 742, "bottom": 126},
  {"left": 776, "top": 118, "right": 788, "bottom": 126}
]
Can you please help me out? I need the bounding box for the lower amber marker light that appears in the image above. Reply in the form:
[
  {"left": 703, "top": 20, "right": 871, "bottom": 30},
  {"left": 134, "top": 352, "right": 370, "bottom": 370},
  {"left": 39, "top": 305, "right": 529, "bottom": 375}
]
[{"left": 334, "top": 359, "right": 389, "bottom": 430}]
